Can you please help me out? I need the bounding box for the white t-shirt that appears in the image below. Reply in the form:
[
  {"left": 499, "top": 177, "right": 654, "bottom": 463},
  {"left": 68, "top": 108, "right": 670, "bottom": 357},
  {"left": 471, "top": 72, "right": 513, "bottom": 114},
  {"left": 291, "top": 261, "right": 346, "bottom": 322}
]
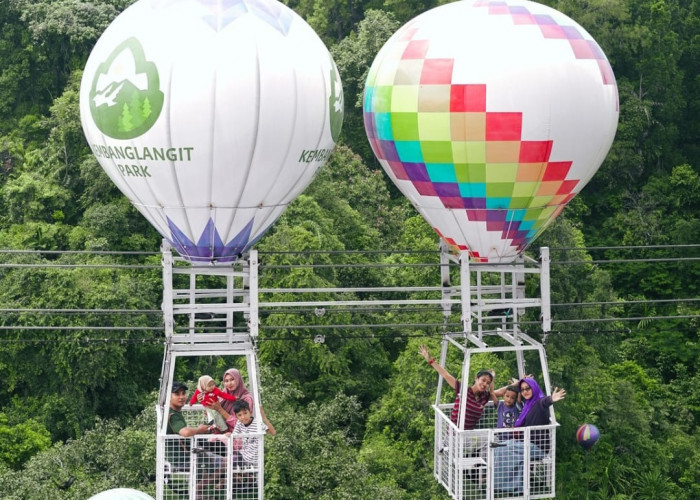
[{"left": 232, "top": 417, "right": 267, "bottom": 464}]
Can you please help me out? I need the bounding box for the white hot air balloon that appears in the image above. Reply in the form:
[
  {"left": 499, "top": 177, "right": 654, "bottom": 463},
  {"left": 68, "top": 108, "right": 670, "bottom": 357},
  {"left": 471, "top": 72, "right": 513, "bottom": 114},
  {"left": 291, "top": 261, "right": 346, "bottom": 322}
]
[
  {"left": 87, "top": 488, "right": 155, "bottom": 500},
  {"left": 363, "top": 0, "right": 618, "bottom": 262},
  {"left": 80, "top": 0, "right": 343, "bottom": 263}
]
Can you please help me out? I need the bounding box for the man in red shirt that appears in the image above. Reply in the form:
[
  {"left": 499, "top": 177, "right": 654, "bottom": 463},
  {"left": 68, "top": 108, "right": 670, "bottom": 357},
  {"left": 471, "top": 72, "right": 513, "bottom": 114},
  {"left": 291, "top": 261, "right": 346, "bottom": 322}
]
[{"left": 419, "top": 345, "right": 510, "bottom": 429}]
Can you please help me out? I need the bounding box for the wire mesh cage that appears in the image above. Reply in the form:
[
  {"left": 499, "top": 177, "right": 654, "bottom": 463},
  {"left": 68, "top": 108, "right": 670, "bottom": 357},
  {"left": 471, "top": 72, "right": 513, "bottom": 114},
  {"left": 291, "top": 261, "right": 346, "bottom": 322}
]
[
  {"left": 434, "top": 405, "right": 556, "bottom": 500},
  {"left": 159, "top": 407, "right": 264, "bottom": 500}
]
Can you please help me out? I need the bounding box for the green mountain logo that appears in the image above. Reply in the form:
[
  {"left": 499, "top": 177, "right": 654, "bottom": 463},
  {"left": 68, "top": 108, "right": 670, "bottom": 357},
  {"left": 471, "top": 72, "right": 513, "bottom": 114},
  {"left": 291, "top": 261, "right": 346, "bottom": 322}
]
[
  {"left": 89, "top": 38, "right": 164, "bottom": 140},
  {"left": 329, "top": 59, "right": 344, "bottom": 143}
]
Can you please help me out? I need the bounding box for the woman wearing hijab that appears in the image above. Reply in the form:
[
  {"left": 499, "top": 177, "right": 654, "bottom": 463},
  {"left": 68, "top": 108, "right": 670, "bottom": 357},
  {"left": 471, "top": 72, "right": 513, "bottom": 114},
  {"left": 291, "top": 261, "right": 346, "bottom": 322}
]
[
  {"left": 220, "top": 368, "right": 254, "bottom": 415},
  {"left": 493, "top": 378, "right": 564, "bottom": 493},
  {"left": 513, "top": 377, "right": 565, "bottom": 454},
  {"left": 199, "top": 368, "right": 255, "bottom": 431},
  {"left": 514, "top": 377, "right": 566, "bottom": 427}
]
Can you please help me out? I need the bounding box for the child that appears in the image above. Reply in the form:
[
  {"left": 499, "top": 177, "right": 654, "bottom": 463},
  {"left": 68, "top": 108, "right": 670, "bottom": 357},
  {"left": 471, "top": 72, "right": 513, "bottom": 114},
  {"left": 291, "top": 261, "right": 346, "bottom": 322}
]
[
  {"left": 189, "top": 375, "right": 237, "bottom": 432},
  {"left": 231, "top": 400, "right": 276, "bottom": 468},
  {"left": 496, "top": 385, "right": 523, "bottom": 429}
]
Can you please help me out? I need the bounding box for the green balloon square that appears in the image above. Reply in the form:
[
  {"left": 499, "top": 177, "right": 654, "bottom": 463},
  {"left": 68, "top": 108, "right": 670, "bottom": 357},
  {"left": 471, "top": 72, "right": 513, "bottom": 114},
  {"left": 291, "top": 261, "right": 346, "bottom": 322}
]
[{"left": 420, "top": 141, "right": 453, "bottom": 163}]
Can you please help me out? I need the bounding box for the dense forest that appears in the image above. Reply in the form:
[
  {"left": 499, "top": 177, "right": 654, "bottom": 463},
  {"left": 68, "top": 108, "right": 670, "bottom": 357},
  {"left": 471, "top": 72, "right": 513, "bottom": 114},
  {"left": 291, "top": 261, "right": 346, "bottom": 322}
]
[{"left": 0, "top": 0, "right": 698, "bottom": 498}]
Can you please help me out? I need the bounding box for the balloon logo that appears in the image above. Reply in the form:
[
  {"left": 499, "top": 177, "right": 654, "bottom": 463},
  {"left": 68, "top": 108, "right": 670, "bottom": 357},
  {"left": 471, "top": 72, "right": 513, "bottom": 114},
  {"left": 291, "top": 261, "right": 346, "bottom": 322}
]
[
  {"left": 364, "top": 0, "right": 618, "bottom": 262},
  {"left": 576, "top": 423, "right": 600, "bottom": 450},
  {"left": 80, "top": 0, "right": 343, "bottom": 263},
  {"left": 88, "top": 38, "right": 164, "bottom": 140},
  {"left": 329, "top": 62, "right": 345, "bottom": 142}
]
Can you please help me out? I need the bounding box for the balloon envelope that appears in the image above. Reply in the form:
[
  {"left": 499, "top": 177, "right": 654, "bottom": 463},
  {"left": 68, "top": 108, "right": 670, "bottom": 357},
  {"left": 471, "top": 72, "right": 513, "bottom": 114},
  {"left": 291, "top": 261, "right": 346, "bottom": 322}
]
[
  {"left": 80, "top": 0, "right": 343, "bottom": 263},
  {"left": 87, "top": 488, "right": 154, "bottom": 500},
  {"left": 576, "top": 423, "right": 600, "bottom": 450},
  {"left": 364, "top": 0, "right": 618, "bottom": 262}
]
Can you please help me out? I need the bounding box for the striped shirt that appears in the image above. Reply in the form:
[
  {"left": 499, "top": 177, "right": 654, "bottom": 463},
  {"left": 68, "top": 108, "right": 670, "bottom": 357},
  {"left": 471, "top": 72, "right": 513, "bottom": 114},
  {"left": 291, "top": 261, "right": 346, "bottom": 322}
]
[
  {"left": 233, "top": 417, "right": 267, "bottom": 465},
  {"left": 451, "top": 380, "right": 489, "bottom": 430}
]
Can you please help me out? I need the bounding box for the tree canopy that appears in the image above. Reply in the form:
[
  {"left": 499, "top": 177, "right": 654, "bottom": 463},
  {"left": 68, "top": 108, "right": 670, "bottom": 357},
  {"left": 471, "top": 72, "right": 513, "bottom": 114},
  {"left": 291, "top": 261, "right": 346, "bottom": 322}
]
[{"left": 0, "top": 0, "right": 698, "bottom": 498}]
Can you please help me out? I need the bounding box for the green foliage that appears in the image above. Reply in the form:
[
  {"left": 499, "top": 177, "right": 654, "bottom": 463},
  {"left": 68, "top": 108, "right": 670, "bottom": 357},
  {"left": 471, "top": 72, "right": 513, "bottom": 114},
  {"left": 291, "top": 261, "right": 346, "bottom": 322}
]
[
  {"left": 0, "top": 251, "right": 163, "bottom": 440},
  {"left": 2, "top": 172, "right": 72, "bottom": 225},
  {"left": 284, "top": 0, "right": 384, "bottom": 44},
  {"left": 0, "top": 414, "right": 51, "bottom": 470},
  {"left": 0, "top": 1, "right": 697, "bottom": 498},
  {"left": 306, "top": 145, "right": 408, "bottom": 246},
  {"left": 264, "top": 373, "right": 407, "bottom": 500},
  {"left": 331, "top": 9, "right": 400, "bottom": 163},
  {"left": 0, "top": 404, "right": 156, "bottom": 499}
]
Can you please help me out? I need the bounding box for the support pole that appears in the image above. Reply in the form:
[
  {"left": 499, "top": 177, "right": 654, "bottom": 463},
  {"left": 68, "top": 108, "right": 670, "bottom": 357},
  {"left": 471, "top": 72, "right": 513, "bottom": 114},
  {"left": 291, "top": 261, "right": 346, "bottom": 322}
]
[
  {"left": 460, "top": 251, "right": 472, "bottom": 334},
  {"left": 158, "top": 240, "right": 174, "bottom": 412},
  {"left": 439, "top": 241, "right": 452, "bottom": 320},
  {"left": 249, "top": 250, "right": 259, "bottom": 340},
  {"left": 540, "top": 247, "right": 551, "bottom": 333}
]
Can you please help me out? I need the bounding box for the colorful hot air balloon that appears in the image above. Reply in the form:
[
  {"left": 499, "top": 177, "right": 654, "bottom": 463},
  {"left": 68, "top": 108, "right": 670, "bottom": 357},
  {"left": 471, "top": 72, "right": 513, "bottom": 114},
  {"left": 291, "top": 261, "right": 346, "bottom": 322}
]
[
  {"left": 576, "top": 423, "right": 600, "bottom": 450},
  {"left": 80, "top": 0, "right": 343, "bottom": 263},
  {"left": 364, "top": 0, "right": 618, "bottom": 262}
]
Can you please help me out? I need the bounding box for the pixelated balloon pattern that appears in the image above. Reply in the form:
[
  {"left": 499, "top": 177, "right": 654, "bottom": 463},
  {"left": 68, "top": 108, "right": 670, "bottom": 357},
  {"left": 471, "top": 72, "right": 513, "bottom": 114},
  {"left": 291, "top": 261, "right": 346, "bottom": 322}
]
[{"left": 364, "top": 0, "right": 617, "bottom": 261}]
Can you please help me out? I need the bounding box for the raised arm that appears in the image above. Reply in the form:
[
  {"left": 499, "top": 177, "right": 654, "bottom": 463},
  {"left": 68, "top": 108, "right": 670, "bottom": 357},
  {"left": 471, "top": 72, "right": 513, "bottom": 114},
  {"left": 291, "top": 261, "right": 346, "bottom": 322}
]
[
  {"left": 493, "top": 380, "right": 516, "bottom": 399},
  {"left": 260, "top": 405, "right": 276, "bottom": 436},
  {"left": 551, "top": 387, "right": 566, "bottom": 403},
  {"left": 490, "top": 384, "right": 501, "bottom": 405},
  {"left": 419, "top": 344, "right": 456, "bottom": 390},
  {"left": 213, "top": 387, "right": 236, "bottom": 401},
  {"left": 188, "top": 389, "right": 201, "bottom": 406}
]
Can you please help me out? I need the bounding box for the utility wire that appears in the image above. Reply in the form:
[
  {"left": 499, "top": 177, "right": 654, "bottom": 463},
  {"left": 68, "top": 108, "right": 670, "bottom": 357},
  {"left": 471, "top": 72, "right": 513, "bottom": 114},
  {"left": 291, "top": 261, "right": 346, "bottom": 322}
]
[
  {"left": 0, "top": 324, "right": 674, "bottom": 344},
  {"left": 0, "top": 298, "right": 696, "bottom": 320},
  {"left": 0, "top": 257, "right": 697, "bottom": 269},
  {"left": 0, "top": 263, "right": 161, "bottom": 269},
  {"left": 0, "top": 308, "right": 161, "bottom": 314},
  {"left": 550, "top": 244, "right": 700, "bottom": 251},
  {"left": 1, "top": 244, "right": 697, "bottom": 255},
  {"left": 0, "top": 249, "right": 159, "bottom": 255},
  {"left": 1, "top": 313, "right": 697, "bottom": 336},
  {"left": 554, "top": 257, "right": 700, "bottom": 265},
  {"left": 0, "top": 296, "right": 695, "bottom": 318},
  {"left": 551, "top": 298, "right": 700, "bottom": 307}
]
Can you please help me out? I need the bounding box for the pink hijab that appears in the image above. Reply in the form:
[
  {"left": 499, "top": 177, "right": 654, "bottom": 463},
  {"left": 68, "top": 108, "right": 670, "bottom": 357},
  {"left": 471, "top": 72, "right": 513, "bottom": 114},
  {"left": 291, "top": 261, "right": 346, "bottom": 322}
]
[{"left": 221, "top": 368, "right": 254, "bottom": 414}]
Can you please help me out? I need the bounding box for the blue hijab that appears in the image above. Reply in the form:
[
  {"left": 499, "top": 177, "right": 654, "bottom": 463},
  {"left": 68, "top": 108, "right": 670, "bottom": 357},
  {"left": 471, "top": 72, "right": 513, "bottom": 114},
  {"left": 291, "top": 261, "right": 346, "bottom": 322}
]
[{"left": 515, "top": 377, "right": 544, "bottom": 427}]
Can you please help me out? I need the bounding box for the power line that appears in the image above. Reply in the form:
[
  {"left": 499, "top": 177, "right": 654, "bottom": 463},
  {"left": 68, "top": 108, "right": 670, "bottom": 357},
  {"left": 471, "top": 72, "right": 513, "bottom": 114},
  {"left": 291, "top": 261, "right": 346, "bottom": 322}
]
[
  {"left": 260, "top": 262, "right": 442, "bottom": 269},
  {"left": 554, "top": 257, "right": 700, "bottom": 265},
  {"left": 550, "top": 314, "right": 700, "bottom": 324},
  {"left": 0, "top": 308, "right": 161, "bottom": 314},
  {"left": 0, "top": 326, "right": 162, "bottom": 331},
  {"left": 0, "top": 249, "right": 159, "bottom": 256},
  {"left": 552, "top": 298, "right": 700, "bottom": 307},
  {"left": 0, "top": 263, "right": 161, "bottom": 269},
  {"left": 0, "top": 323, "right": 678, "bottom": 345},
  {"left": 2, "top": 312, "right": 696, "bottom": 336},
  {"left": 550, "top": 244, "right": 700, "bottom": 251},
  {"left": 0, "top": 337, "right": 162, "bottom": 344},
  {"left": 0, "top": 296, "right": 696, "bottom": 320},
  {"left": 0, "top": 257, "right": 696, "bottom": 269},
  {"left": 0, "top": 244, "right": 697, "bottom": 256},
  {"left": 0, "top": 296, "right": 695, "bottom": 319},
  {"left": 258, "top": 249, "right": 435, "bottom": 255}
]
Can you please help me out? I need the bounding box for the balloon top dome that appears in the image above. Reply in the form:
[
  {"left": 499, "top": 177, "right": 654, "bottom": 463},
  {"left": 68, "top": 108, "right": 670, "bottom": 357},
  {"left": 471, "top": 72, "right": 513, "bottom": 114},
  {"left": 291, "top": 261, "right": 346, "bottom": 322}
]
[
  {"left": 87, "top": 488, "right": 155, "bottom": 500},
  {"left": 80, "top": 0, "right": 343, "bottom": 263},
  {"left": 364, "top": 0, "right": 618, "bottom": 262}
]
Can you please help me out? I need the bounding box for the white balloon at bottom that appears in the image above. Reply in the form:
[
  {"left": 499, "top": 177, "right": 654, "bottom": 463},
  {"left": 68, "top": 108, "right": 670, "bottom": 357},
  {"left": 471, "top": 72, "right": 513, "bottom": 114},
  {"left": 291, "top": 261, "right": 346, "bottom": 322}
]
[{"left": 87, "top": 488, "right": 154, "bottom": 500}]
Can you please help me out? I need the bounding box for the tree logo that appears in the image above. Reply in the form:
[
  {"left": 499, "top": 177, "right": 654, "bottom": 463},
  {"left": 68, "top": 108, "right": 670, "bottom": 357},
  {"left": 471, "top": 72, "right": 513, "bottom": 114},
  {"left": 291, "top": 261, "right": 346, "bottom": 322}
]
[
  {"left": 89, "top": 38, "right": 164, "bottom": 140},
  {"left": 329, "top": 58, "right": 344, "bottom": 143}
]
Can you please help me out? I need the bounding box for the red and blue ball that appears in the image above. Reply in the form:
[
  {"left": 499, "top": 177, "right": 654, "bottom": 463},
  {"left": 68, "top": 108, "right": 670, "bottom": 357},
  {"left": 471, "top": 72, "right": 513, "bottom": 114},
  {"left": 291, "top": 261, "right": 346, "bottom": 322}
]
[{"left": 576, "top": 424, "right": 600, "bottom": 450}]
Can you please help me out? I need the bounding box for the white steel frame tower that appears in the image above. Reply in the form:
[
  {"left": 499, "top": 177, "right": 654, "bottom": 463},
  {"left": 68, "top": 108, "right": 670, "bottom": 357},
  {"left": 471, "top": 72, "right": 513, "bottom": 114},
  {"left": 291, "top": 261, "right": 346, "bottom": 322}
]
[
  {"left": 156, "top": 241, "right": 264, "bottom": 500},
  {"left": 433, "top": 244, "right": 556, "bottom": 500}
]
